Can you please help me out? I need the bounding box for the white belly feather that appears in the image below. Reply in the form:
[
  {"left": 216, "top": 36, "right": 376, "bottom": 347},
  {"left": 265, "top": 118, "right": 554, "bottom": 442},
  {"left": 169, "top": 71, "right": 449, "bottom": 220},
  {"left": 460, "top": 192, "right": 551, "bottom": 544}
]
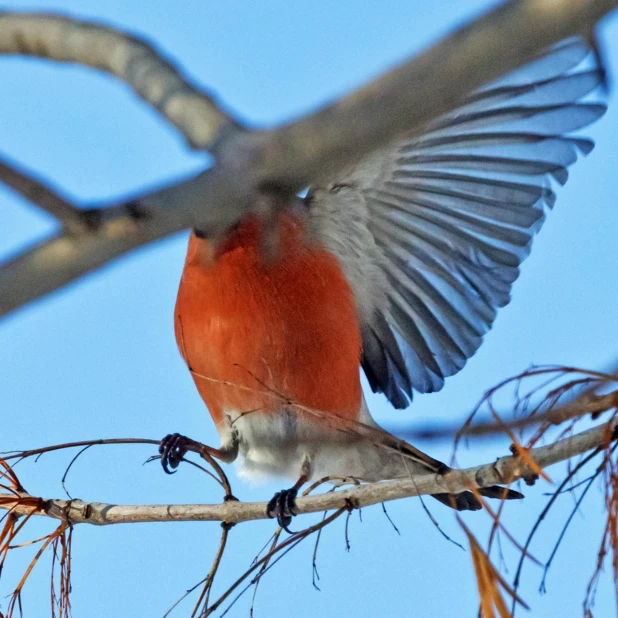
[{"left": 217, "top": 401, "right": 431, "bottom": 484}]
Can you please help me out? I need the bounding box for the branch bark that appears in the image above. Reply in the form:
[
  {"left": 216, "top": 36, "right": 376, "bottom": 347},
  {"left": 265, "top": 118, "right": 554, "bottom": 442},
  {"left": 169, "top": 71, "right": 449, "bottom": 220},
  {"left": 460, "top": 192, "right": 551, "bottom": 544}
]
[
  {"left": 0, "top": 12, "right": 240, "bottom": 149},
  {"left": 254, "top": 0, "right": 617, "bottom": 188},
  {"left": 1, "top": 420, "right": 614, "bottom": 526},
  {"left": 1, "top": 0, "right": 617, "bottom": 317},
  {"left": 0, "top": 158, "right": 83, "bottom": 229}
]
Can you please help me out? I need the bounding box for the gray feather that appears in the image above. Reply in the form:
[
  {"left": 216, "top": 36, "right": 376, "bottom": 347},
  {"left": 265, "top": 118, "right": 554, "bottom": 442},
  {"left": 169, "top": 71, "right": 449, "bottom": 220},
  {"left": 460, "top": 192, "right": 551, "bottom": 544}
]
[{"left": 308, "top": 38, "right": 606, "bottom": 408}]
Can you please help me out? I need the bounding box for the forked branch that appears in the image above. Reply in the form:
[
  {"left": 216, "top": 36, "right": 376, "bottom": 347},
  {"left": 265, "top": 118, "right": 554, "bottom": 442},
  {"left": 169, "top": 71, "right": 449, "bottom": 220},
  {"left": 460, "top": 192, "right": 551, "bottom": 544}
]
[{"left": 2, "top": 0, "right": 618, "bottom": 317}]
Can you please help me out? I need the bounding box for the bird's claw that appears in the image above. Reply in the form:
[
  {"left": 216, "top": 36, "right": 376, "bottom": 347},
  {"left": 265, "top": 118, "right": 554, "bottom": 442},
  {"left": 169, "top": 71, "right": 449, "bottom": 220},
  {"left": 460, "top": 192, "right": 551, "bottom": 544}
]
[
  {"left": 159, "top": 432, "right": 192, "bottom": 474},
  {"left": 266, "top": 487, "right": 299, "bottom": 532}
]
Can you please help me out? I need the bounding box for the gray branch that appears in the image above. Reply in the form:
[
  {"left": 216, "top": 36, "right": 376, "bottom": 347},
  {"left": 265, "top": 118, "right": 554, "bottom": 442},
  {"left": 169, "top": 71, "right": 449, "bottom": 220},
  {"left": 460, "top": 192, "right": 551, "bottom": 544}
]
[
  {"left": 254, "top": 0, "right": 618, "bottom": 188},
  {"left": 0, "top": 12, "right": 241, "bottom": 148},
  {"left": 0, "top": 158, "right": 83, "bottom": 229},
  {"left": 1, "top": 419, "right": 614, "bottom": 526},
  {"left": 1, "top": 0, "right": 618, "bottom": 317},
  {"left": 401, "top": 389, "right": 618, "bottom": 441}
]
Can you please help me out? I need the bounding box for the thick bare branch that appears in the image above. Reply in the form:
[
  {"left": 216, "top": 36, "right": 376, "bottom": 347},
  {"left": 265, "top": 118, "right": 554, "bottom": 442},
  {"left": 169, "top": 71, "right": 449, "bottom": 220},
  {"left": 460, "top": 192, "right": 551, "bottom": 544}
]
[
  {"left": 254, "top": 0, "right": 618, "bottom": 187},
  {"left": 1, "top": 0, "right": 617, "bottom": 318},
  {"left": 0, "top": 166, "right": 253, "bottom": 316},
  {"left": 0, "top": 12, "right": 241, "bottom": 149},
  {"left": 1, "top": 420, "right": 614, "bottom": 526}
]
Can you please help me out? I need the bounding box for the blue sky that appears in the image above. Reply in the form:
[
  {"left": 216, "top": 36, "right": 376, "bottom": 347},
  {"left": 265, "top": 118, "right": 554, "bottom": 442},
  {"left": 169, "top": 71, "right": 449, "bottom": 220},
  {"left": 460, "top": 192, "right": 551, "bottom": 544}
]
[{"left": 1, "top": 2, "right": 618, "bottom": 617}]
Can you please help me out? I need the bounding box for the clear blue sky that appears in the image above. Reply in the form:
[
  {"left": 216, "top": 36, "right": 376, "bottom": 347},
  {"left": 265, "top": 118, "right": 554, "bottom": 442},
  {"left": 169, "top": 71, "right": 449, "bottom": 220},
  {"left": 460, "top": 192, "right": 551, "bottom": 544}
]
[{"left": 1, "top": 2, "right": 618, "bottom": 617}]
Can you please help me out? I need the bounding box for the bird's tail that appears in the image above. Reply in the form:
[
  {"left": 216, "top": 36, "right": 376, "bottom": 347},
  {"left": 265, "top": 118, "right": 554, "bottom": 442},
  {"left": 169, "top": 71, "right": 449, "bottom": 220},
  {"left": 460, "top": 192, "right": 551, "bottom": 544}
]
[
  {"left": 328, "top": 408, "right": 524, "bottom": 511},
  {"left": 431, "top": 486, "right": 523, "bottom": 512},
  {"left": 376, "top": 434, "right": 524, "bottom": 512}
]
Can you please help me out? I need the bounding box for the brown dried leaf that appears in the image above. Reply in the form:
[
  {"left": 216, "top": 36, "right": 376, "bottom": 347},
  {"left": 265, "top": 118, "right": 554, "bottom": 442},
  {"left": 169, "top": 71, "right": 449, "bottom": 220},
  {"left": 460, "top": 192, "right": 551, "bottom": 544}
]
[
  {"left": 509, "top": 441, "right": 551, "bottom": 483},
  {"left": 51, "top": 526, "right": 73, "bottom": 618},
  {"left": 460, "top": 519, "right": 528, "bottom": 618},
  {"left": 0, "top": 460, "right": 22, "bottom": 492},
  {"left": 3, "top": 523, "right": 72, "bottom": 618}
]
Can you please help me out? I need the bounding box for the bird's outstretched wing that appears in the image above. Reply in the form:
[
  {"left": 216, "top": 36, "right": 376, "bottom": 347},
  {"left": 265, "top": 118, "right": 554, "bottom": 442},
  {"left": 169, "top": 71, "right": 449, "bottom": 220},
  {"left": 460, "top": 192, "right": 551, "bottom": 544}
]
[{"left": 308, "top": 38, "right": 606, "bottom": 409}]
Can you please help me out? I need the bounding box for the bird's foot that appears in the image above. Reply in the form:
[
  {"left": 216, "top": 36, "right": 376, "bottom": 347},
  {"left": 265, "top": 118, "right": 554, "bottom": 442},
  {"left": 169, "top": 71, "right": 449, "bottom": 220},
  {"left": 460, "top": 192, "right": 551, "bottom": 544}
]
[
  {"left": 266, "top": 486, "right": 299, "bottom": 533},
  {"left": 159, "top": 432, "right": 199, "bottom": 474}
]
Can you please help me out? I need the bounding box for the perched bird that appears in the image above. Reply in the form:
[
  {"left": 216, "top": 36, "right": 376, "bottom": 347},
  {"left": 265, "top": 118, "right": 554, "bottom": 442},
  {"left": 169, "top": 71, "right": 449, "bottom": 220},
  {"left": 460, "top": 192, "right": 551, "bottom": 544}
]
[{"left": 161, "top": 39, "right": 606, "bottom": 528}]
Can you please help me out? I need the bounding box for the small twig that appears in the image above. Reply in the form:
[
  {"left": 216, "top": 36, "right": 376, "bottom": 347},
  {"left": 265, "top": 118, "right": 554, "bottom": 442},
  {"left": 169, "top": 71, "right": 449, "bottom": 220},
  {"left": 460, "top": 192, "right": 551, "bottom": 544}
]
[
  {"left": 461, "top": 517, "right": 530, "bottom": 616},
  {"left": 311, "top": 512, "right": 328, "bottom": 591},
  {"left": 167, "top": 456, "right": 223, "bottom": 488},
  {"left": 249, "top": 528, "right": 282, "bottom": 616},
  {"left": 471, "top": 487, "right": 542, "bottom": 569},
  {"left": 219, "top": 537, "right": 307, "bottom": 618},
  {"left": 436, "top": 367, "right": 618, "bottom": 447},
  {"left": 61, "top": 445, "right": 93, "bottom": 499},
  {"left": 191, "top": 523, "right": 232, "bottom": 618},
  {"left": 204, "top": 508, "right": 347, "bottom": 616},
  {"left": 1, "top": 438, "right": 161, "bottom": 461},
  {"left": 539, "top": 443, "right": 618, "bottom": 594},
  {"left": 344, "top": 510, "right": 352, "bottom": 552},
  {"left": 542, "top": 474, "right": 598, "bottom": 496},
  {"left": 0, "top": 158, "right": 83, "bottom": 230},
  {"left": 511, "top": 446, "right": 604, "bottom": 616},
  {"left": 194, "top": 446, "right": 234, "bottom": 501},
  {"left": 401, "top": 450, "right": 464, "bottom": 551},
  {"left": 407, "top": 387, "right": 616, "bottom": 441},
  {"left": 417, "top": 491, "right": 463, "bottom": 551},
  {"left": 381, "top": 503, "right": 400, "bottom": 536},
  {"left": 163, "top": 575, "right": 209, "bottom": 618}
]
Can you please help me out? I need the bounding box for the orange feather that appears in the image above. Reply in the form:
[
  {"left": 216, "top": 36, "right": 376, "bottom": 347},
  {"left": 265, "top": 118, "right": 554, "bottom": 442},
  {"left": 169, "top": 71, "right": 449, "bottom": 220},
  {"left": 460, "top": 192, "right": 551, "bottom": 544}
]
[{"left": 174, "top": 214, "right": 363, "bottom": 430}]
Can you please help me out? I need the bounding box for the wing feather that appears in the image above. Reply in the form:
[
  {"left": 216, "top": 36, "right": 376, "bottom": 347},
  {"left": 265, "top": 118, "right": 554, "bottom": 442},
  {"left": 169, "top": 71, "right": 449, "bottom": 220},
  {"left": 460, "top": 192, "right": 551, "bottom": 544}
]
[{"left": 308, "top": 38, "right": 606, "bottom": 407}]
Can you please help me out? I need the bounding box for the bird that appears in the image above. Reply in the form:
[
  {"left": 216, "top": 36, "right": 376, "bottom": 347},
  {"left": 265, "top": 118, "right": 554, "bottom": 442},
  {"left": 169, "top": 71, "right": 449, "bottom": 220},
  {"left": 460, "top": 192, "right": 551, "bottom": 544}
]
[{"left": 161, "top": 38, "right": 606, "bottom": 529}]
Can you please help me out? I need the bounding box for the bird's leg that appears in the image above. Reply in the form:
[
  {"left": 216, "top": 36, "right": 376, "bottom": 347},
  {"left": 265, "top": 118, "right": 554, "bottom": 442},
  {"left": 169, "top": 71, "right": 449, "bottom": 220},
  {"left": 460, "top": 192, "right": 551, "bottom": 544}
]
[
  {"left": 159, "top": 432, "right": 239, "bottom": 473},
  {"left": 266, "top": 455, "right": 312, "bottom": 533},
  {"left": 159, "top": 432, "right": 239, "bottom": 500}
]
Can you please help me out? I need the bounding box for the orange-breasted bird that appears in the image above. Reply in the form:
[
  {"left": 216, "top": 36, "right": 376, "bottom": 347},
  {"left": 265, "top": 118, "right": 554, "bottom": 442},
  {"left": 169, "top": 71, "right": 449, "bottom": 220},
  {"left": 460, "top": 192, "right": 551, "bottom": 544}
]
[{"left": 161, "top": 39, "right": 606, "bottom": 528}]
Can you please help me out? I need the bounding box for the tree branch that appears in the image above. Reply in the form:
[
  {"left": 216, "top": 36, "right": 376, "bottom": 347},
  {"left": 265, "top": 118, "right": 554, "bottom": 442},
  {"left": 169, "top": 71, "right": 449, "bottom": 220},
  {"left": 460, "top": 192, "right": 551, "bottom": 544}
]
[
  {"left": 254, "top": 0, "right": 617, "bottom": 188},
  {"left": 1, "top": 419, "right": 614, "bottom": 526},
  {"left": 402, "top": 389, "right": 618, "bottom": 441},
  {"left": 0, "top": 167, "right": 251, "bottom": 316},
  {"left": 0, "top": 157, "right": 83, "bottom": 229},
  {"left": 0, "top": 12, "right": 241, "bottom": 149},
  {"left": 2, "top": 0, "right": 617, "bottom": 318}
]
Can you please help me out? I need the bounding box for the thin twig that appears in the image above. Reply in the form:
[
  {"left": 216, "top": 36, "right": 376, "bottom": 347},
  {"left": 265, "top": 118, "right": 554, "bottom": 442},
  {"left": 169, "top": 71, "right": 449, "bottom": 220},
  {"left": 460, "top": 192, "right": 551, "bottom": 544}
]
[
  {"left": 510, "top": 446, "right": 604, "bottom": 616},
  {"left": 0, "top": 158, "right": 82, "bottom": 229},
  {"left": 381, "top": 503, "right": 400, "bottom": 535},
  {"left": 60, "top": 444, "right": 93, "bottom": 499},
  {"left": 404, "top": 389, "right": 617, "bottom": 441},
  {"left": 539, "top": 458, "right": 606, "bottom": 594},
  {"left": 250, "top": 528, "right": 282, "bottom": 616},
  {"left": 191, "top": 523, "right": 231, "bottom": 618},
  {"left": 204, "top": 508, "right": 346, "bottom": 616},
  {"left": 311, "top": 512, "right": 327, "bottom": 591},
  {"left": 1, "top": 437, "right": 161, "bottom": 461}
]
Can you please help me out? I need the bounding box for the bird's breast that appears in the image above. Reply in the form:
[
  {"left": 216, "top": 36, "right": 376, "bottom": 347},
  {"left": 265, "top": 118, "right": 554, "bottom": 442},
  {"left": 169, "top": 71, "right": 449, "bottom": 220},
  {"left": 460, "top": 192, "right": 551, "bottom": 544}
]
[{"left": 174, "top": 215, "right": 363, "bottom": 437}]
